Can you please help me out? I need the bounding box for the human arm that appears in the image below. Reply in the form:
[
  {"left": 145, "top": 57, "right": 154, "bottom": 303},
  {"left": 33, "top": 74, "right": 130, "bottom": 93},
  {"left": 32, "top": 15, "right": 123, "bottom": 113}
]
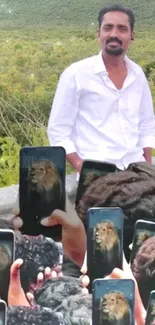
[
  {"left": 47, "top": 66, "right": 83, "bottom": 171},
  {"left": 66, "top": 152, "right": 83, "bottom": 172},
  {"left": 143, "top": 147, "right": 152, "bottom": 163},
  {"left": 138, "top": 74, "right": 155, "bottom": 161}
]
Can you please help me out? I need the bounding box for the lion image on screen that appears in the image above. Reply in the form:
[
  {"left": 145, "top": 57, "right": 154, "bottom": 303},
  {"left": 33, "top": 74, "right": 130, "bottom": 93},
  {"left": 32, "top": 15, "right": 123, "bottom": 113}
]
[
  {"left": 0, "top": 246, "right": 10, "bottom": 271},
  {"left": 136, "top": 231, "right": 150, "bottom": 246},
  {"left": 146, "top": 303, "right": 155, "bottom": 325},
  {"left": 99, "top": 291, "right": 132, "bottom": 325},
  {"left": 93, "top": 221, "right": 121, "bottom": 273},
  {"left": 28, "top": 160, "right": 62, "bottom": 218}
]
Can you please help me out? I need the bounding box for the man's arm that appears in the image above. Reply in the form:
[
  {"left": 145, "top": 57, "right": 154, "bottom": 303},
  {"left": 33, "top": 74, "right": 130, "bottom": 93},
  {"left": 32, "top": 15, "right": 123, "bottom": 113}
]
[
  {"left": 66, "top": 152, "right": 83, "bottom": 172},
  {"left": 143, "top": 147, "right": 152, "bottom": 163},
  {"left": 138, "top": 73, "right": 155, "bottom": 162},
  {"left": 47, "top": 66, "right": 82, "bottom": 172}
]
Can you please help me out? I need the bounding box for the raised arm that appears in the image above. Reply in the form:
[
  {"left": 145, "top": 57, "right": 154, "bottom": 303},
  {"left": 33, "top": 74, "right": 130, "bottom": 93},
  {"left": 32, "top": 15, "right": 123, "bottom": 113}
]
[
  {"left": 47, "top": 66, "right": 82, "bottom": 172},
  {"left": 138, "top": 74, "right": 155, "bottom": 163}
]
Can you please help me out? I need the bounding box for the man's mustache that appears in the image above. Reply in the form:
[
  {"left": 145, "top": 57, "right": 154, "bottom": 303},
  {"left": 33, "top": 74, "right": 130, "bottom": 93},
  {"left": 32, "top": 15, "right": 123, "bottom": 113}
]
[{"left": 106, "top": 37, "right": 122, "bottom": 45}]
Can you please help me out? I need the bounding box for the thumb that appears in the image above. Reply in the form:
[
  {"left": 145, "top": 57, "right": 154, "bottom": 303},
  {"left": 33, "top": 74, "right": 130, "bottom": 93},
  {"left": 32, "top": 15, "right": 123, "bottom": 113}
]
[
  {"left": 80, "top": 251, "right": 87, "bottom": 274},
  {"left": 40, "top": 210, "right": 67, "bottom": 227},
  {"left": 9, "top": 258, "right": 23, "bottom": 286},
  {"left": 12, "top": 216, "right": 23, "bottom": 230}
]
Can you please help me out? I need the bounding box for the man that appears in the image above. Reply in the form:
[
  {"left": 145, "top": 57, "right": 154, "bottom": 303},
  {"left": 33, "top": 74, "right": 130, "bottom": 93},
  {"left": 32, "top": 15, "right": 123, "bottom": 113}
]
[{"left": 47, "top": 4, "right": 155, "bottom": 175}]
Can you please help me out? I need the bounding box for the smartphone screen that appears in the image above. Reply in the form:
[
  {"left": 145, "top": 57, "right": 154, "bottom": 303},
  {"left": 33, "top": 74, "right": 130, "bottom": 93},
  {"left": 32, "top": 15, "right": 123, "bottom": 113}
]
[
  {"left": 92, "top": 278, "right": 135, "bottom": 325},
  {"left": 19, "top": 146, "right": 66, "bottom": 239},
  {"left": 87, "top": 207, "right": 124, "bottom": 290},
  {"left": 0, "top": 300, "right": 7, "bottom": 325},
  {"left": 130, "top": 220, "right": 155, "bottom": 266},
  {"left": 75, "top": 160, "right": 117, "bottom": 208},
  {"left": 146, "top": 290, "right": 155, "bottom": 325},
  {"left": 0, "top": 230, "right": 15, "bottom": 303}
]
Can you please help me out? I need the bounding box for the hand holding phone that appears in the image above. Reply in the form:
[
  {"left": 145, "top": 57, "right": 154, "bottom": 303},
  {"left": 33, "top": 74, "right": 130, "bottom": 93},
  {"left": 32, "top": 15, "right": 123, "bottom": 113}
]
[
  {"left": 75, "top": 160, "right": 117, "bottom": 208},
  {"left": 19, "top": 146, "right": 66, "bottom": 239},
  {"left": 87, "top": 207, "right": 124, "bottom": 290},
  {"left": 130, "top": 220, "right": 155, "bottom": 266},
  {"left": 145, "top": 290, "right": 155, "bottom": 325},
  {"left": 92, "top": 278, "right": 135, "bottom": 325},
  {"left": 0, "top": 300, "right": 7, "bottom": 325},
  {"left": 0, "top": 230, "right": 15, "bottom": 303}
]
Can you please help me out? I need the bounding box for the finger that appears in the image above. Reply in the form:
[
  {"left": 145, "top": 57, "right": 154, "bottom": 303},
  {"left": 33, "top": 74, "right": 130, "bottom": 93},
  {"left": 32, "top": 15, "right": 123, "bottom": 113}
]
[
  {"left": 26, "top": 292, "right": 35, "bottom": 306},
  {"left": 44, "top": 267, "right": 52, "bottom": 281},
  {"left": 80, "top": 251, "right": 87, "bottom": 274},
  {"left": 52, "top": 265, "right": 62, "bottom": 273},
  {"left": 51, "top": 270, "right": 57, "bottom": 278},
  {"left": 40, "top": 210, "right": 65, "bottom": 227},
  {"left": 12, "top": 216, "right": 23, "bottom": 229},
  {"left": 12, "top": 208, "right": 20, "bottom": 216},
  {"left": 10, "top": 258, "right": 23, "bottom": 281},
  {"left": 82, "top": 288, "right": 89, "bottom": 295},
  {"left": 57, "top": 271, "right": 63, "bottom": 277},
  {"left": 37, "top": 272, "right": 44, "bottom": 289},
  {"left": 80, "top": 275, "right": 90, "bottom": 288}
]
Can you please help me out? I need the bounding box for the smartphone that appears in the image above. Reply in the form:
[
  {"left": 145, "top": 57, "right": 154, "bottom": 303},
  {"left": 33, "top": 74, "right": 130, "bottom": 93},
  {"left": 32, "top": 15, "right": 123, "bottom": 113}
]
[
  {"left": 75, "top": 160, "right": 117, "bottom": 208},
  {"left": 87, "top": 207, "right": 124, "bottom": 290},
  {"left": 0, "top": 230, "right": 15, "bottom": 303},
  {"left": 0, "top": 300, "right": 7, "bottom": 325},
  {"left": 92, "top": 278, "right": 135, "bottom": 325},
  {"left": 145, "top": 291, "right": 155, "bottom": 325},
  {"left": 130, "top": 220, "right": 155, "bottom": 266},
  {"left": 19, "top": 146, "right": 66, "bottom": 240}
]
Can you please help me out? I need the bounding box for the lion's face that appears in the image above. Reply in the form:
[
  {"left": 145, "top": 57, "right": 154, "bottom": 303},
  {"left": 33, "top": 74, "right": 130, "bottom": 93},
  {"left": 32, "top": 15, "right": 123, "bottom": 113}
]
[
  {"left": 0, "top": 246, "right": 10, "bottom": 270},
  {"left": 29, "top": 160, "right": 59, "bottom": 190},
  {"left": 151, "top": 304, "right": 155, "bottom": 315},
  {"left": 101, "top": 292, "right": 129, "bottom": 320},
  {"left": 94, "top": 221, "right": 118, "bottom": 251},
  {"left": 137, "top": 231, "right": 150, "bottom": 246}
]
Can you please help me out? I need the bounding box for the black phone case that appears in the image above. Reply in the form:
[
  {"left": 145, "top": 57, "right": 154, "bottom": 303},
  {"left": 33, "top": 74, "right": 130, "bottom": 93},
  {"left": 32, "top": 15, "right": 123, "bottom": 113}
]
[
  {"left": 145, "top": 291, "right": 155, "bottom": 325},
  {"left": 0, "top": 300, "right": 6, "bottom": 325},
  {"left": 130, "top": 219, "right": 155, "bottom": 266},
  {"left": 19, "top": 146, "right": 66, "bottom": 240},
  {"left": 75, "top": 160, "right": 117, "bottom": 208},
  {"left": 92, "top": 278, "right": 135, "bottom": 325},
  {"left": 87, "top": 207, "right": 124, "bottom": 291},
  {"left": 0, "top": 230, "right": 15, "bottom": 303}
]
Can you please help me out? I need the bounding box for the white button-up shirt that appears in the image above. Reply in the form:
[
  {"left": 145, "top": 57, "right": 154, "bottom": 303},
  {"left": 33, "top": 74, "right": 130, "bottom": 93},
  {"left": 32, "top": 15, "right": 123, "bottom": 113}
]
[{"left": 47, "top": 52, "right": 155, "bottom": 170}]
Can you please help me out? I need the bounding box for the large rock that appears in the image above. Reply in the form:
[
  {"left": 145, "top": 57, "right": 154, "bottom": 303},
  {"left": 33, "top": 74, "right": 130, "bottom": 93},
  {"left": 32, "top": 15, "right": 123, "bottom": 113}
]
[{"left": 0, "top": 158, "right": 155, "bottom": 220}]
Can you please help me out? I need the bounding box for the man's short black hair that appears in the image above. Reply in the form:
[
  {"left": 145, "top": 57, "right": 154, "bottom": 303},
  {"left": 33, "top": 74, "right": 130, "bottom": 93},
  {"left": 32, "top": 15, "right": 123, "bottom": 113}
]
[{"left": 98, "top": 3, "right": 135, "bottom": 31}]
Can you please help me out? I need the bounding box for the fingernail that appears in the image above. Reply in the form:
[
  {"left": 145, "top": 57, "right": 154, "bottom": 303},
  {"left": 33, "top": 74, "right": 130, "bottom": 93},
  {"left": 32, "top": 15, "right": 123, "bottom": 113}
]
[{"left": 17, "top": 259, "right": 23, "bottom": 267}]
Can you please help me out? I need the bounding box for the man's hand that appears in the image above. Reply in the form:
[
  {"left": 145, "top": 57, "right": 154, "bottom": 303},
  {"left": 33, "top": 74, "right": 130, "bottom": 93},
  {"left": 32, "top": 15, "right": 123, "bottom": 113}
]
[
  {"left": 8, "top": 258, "right": 30, "bottom": 306},
  {"left": 80, "top": 252, "right": 146, "bottom": 325},
  {"left": 40, "top": 196, "right": 86, "bottom": 267}
]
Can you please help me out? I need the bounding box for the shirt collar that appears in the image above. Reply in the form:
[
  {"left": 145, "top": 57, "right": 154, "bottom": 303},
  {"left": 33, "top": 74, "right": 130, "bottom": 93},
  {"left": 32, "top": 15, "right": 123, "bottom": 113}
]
[{"left": 93, "top": 51, "right": 137, "bottom": 75}]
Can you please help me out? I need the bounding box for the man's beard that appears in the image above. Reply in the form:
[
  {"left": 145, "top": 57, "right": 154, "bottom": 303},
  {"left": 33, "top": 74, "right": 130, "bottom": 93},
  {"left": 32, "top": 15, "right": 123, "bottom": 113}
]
[
  {"left": 105, "top": 37, "right": 124, "bottom": 56},
  {"left": 105, "top": 46, "right": 124, "bottom": 56}
]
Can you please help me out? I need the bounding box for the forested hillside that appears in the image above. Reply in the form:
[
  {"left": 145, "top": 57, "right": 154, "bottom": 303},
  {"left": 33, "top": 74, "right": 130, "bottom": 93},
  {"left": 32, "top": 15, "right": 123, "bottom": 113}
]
[
  {"left": 0, "top": 0, "right": 155, "bottom": 28},
  {"left": 0, "top": 0, "right": 155, "bottom": 186}
]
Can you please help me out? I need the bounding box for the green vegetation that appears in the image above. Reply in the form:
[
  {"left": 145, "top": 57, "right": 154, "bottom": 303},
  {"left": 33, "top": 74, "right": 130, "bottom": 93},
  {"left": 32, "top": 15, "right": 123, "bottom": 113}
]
[
  {"left": 0, "top": 1, "right": 155, "bottom": 186},
  {"left": 0, "top": 0, "right": 155, "bottom": 28}
]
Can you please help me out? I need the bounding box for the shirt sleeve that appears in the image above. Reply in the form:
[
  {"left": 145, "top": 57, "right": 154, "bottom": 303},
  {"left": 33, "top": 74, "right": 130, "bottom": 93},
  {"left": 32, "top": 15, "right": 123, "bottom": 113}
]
[
  {"left": 47, "top": 65, "right": 78, "bottom": 155},
  {"left": 138, "top": 74, "right": 155, "bottom": 149}
]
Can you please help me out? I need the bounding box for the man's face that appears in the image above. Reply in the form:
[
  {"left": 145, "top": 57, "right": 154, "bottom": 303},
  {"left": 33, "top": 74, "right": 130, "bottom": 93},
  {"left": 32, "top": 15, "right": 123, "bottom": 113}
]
[{"left": 98, "top": 11, "right": 134, "bottom": 56}]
